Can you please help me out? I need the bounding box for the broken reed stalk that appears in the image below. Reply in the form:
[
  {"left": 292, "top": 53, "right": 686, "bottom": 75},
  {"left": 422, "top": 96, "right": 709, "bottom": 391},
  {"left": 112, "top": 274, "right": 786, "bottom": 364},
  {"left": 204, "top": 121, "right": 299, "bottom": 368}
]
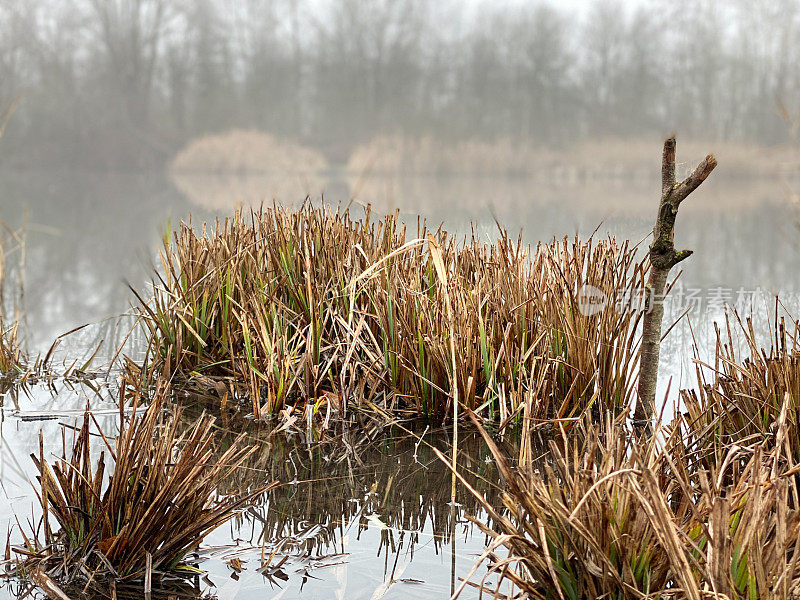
[
  {"left": 0, "top": 318, "right": 22, "bottom": 375},
  {"left": 0, "top": 224, "right": 24, "bottom": 375},
  {"left": 426, "top": 232, "right": 462, "bottom": 559},
  {"left": 635, "top": 137, "right": 716, "bottom": 422},
  {"left": 0, "top": 97, "right": 18, "bottom": 147},
  {"left": 13, "top": 381, "right": 277, "bottom": 589}
]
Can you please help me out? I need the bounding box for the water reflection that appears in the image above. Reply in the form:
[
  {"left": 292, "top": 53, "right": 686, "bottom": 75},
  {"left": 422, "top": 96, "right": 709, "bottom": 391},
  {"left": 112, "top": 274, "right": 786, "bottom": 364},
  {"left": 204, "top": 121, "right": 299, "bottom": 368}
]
[
  {"left": 181, "top": 402, "right": 507, "bottom": 598},
  {"left": 170, "top": 171, "right": 329, "bottom": 211},
  {"left": 5, "top": 578, "right": 210, "bottom": 600},
  {"left": 0, "top": 169, "right": 202, "bottom": 353},
  {"left": 0, "top": 382, "right": 514, "bottom": 599}
]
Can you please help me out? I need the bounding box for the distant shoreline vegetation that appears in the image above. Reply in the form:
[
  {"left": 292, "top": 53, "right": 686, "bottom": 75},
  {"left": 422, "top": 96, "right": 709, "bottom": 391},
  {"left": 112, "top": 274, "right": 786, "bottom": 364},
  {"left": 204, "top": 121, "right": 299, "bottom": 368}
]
[
  {"left": 171, "top": 129, "right": 799, "bottom": 180},
  {"left": 347, "top": 134, "right": 800, "bottom": 179},
  {"left": 167, "top": 130, "right": 799, "bottom": 212},
  {"left": 168, "top": 130, "right": 330, "bottom": 209}
]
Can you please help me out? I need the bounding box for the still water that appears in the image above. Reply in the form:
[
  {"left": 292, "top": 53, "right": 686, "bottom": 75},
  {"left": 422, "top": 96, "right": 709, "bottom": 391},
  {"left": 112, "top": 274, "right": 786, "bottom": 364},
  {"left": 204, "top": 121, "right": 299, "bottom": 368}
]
[{"left": 0, "top": 165, "right": 799, "bottom": 598}]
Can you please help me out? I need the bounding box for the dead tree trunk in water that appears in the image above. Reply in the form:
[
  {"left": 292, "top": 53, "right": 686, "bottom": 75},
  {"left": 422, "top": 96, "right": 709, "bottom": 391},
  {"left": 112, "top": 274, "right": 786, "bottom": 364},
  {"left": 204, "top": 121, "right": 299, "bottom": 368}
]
[{"left": 634, "top": 137, "right": 717, "bottom": 423}]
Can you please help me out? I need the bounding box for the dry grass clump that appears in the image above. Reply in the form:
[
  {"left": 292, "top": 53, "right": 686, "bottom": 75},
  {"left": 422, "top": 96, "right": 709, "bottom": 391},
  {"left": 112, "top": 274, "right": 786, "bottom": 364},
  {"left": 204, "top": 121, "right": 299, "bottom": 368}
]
[
  {"left": 169, "top": 130, "right": 329, "bottom": 209},
  {"left": 171, "top": 129, "right": 329, "bottom": 175},
  {"left": 449, "top": 409, "right": 800, "bottom": 599},
  {"left": 682, "top": 310, "right": 800, "bottom": 459},
  {"left": 133, "top": 204, "right": 645, "bottom": 423},
  {"left": 11, "top": 382, "right": 277, "bottom": 589}
]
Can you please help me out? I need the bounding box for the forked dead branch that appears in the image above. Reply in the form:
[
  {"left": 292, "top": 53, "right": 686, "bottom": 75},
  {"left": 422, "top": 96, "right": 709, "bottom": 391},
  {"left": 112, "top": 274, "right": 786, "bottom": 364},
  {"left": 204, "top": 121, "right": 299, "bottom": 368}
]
[
  {"left": 636, "top": 136, "right": 717, "bottom": 422},
  {"left": 436, "top": 138, "right": 800, "bottom": 598}
]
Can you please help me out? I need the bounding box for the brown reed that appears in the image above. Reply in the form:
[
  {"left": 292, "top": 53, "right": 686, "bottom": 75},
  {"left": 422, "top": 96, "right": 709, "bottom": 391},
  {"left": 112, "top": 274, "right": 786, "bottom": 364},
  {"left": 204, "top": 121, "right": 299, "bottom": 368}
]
[
  {"left": 682, "top": 308, "right": 800, "bottom": 460},
  {"left": 444, "top": 406, "right": 800, "bottom": 599},
  {"left": 132, "top": 203, "right": 646, "bottom": 423},
  {"left": 11, "top": 382, "right": 277, "bottom": 588}
]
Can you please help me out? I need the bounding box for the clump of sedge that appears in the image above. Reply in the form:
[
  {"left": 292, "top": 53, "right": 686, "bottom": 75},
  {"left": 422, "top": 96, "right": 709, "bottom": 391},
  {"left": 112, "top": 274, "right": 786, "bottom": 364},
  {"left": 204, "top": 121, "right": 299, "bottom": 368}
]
[{"left": 10, "top": 382, "right": 276, "bottom": 592}]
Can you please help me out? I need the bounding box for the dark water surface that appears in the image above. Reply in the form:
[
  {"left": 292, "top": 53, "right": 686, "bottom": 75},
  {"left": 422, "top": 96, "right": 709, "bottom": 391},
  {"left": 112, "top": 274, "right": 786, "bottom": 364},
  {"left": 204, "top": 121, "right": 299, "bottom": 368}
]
[{"left": 1, "top": 167, "right": 799, "bottom": 598}]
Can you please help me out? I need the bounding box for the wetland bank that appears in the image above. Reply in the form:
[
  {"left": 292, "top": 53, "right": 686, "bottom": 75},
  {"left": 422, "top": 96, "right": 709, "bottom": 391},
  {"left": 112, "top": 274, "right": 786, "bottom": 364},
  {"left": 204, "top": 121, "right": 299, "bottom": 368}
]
[{"left": 4, "top": 0, "right": 800, "bottom": 598}]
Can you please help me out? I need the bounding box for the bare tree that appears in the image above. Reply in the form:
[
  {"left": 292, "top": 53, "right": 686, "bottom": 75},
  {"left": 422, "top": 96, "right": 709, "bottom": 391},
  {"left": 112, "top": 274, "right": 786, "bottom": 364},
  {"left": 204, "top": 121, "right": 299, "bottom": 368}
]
[
  {"left": 84, "top": 0, "right": 177, "bottom": 128},
  {"left": 2, "top": 0, "right": 800, "bottom": 165}
]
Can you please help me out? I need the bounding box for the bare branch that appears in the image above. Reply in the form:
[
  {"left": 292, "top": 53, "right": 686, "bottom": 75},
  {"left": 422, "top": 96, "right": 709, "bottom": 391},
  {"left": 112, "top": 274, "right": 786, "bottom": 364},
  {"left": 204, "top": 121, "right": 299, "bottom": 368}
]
[
  {"left": 635, "top": 137, "right": 715, "bottom": 424},
  {"left": 671, "top": 155, "right": 718, "bottom": 205},
  {"left": 670, "top": 249, "right": 693, "bottom": 268}
]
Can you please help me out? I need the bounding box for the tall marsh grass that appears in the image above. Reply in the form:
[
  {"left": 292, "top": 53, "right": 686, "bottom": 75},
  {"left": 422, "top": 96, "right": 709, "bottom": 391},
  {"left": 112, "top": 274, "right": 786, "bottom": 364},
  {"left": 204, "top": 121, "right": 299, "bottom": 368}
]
[
  {"left": 449, "top": 409, "right": 800, "bottom": 599},
  {"left": 13, "top": 382, "right": 276, "bottom": 588},
  {"left": 133, "top": 204, "right": 645, "bottom": 422},
  {"left": 682, "top": 309, "right": 800, "bottom": 460}
]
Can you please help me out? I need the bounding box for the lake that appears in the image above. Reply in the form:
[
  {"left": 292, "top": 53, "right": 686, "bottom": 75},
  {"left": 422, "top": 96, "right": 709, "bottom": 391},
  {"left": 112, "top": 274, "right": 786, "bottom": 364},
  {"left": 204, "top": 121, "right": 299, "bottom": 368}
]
[{"left": 0, "top": 165, "right": 798, "bottom": 598}]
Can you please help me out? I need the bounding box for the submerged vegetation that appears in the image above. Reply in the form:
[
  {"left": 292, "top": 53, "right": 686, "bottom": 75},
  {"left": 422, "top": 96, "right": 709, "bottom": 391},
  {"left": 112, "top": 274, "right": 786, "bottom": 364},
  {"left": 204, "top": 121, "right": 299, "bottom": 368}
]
[
  {"left": 10, "top": 382, "right": 276, "bottom": 592},
  {"left": 133, "top": 203, "right": 645, "bottom": 423}
]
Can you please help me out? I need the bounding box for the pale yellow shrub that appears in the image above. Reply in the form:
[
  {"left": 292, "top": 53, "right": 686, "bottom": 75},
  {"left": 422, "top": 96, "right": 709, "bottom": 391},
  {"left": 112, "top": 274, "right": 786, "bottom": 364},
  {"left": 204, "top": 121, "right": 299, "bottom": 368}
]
[{"left": 169, "top": 130, "right": 329, "bottom": 208}]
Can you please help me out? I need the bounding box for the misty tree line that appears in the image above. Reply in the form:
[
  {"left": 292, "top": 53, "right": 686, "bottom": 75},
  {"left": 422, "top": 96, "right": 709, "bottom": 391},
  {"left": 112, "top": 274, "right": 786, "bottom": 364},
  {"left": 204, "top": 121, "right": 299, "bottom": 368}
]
[{"left": 1, "top": 0, "right": 798, "bottom": 168}]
